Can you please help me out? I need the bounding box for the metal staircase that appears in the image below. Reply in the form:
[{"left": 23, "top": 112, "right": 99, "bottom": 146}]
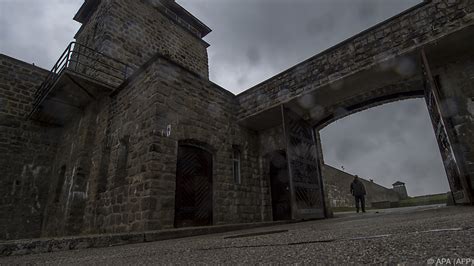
[{"left": 27, "top": 42, "right": 133, "bottom": 124}]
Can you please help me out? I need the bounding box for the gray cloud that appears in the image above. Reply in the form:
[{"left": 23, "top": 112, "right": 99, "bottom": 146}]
[
  {"left": 246, "top": 46, "right": 261, "bottom": 66},
  {"left": 181, "top": 0, "right": 421, "bottom": 92},
  {"left": 0, "top": 0, "right": 83, "bottom": 68}
]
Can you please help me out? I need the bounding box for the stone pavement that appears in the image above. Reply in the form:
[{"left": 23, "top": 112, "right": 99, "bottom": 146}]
[
  {"left": 1, "top": 204, "right": 473, "bottom": 265},
  {"left": 0, "top": 220, "right": 292, "bottom": 257}
]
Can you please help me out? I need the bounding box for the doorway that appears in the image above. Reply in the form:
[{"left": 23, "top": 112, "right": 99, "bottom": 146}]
[
  {"left": 269, "top": 150, "right": 291, "bottom": 221},
  {"left": 174, "top": 145, "right": 213, "bottom": 228}
]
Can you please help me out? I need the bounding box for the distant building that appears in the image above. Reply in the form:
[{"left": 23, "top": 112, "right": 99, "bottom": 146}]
[{"left": 392, "top": 181, "right": 409, "bottom": 199}]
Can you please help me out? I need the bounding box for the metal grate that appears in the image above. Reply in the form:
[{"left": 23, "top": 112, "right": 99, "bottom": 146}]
[{"left": 284, "top": 109, "right": 325, "bottom": 218}]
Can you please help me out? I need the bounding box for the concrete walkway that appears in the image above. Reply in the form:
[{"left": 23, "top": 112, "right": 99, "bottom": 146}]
[
  {"left": 1, "top": 204, "right": 473, "bottom": 264},
  {"left": 333, "top": 203, "right": 446, "bottom": 218}
]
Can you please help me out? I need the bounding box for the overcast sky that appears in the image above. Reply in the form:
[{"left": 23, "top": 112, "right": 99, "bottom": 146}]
[{"left": 0, "top": 0, "right": 449, "bottom": 196}]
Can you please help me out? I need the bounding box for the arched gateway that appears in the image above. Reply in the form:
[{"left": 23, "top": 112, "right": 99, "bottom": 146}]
[{"left": 238, "top": 15, "right": 474, "bottom": 218}]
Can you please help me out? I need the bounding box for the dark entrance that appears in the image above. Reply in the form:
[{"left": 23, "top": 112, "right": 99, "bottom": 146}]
[
  {"left": 174, "top": 145, "right": 213, "bottom": 228},
  {"left": 269, "top": 151, "right": 291, "bottom": 221}
]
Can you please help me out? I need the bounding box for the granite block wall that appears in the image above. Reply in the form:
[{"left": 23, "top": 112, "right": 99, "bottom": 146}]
[
  {"left": 126, "top": 56, "right": 270, "bottom": 227},
  {"left": 0, "top": 55, "right": 59, "bottom": 240},
  {"left": 39, "top": 52, "right": 272, "bottom": 236},
  {"left": 79, "top": 0, "right": 210, "bottom": 79},
  {"left": 237, "top": 0, "right": 474, "bottom": 119}
]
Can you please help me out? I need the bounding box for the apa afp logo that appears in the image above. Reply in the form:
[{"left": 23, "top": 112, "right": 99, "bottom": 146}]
[{"left": 427, "top": 257, "right": 474, "bottom": 265}]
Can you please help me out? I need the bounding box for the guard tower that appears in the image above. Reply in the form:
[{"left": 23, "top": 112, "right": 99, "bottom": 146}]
[
  {"left": 27, "top": 0, "right": 211, "bottom": 125},
  {"left": 392, "top": 181, "right": 409, "bottom": 200}
]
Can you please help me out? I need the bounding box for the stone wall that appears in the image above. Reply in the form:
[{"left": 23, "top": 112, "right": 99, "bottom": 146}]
[
  {"left": 127, "top": 56, "right": 269, "bottom": 227},
  {"left": 237, "top": 0, "right": 474, "bottom": 119},
  {"left": 38, "top": 52, "right": 271, "bottom": 236},
  {"left": 322, "top": 164, "right": 400, "bottom": 208},
  {"left": 41, "top": 99, "right": 105, "bottom": 236},
  {"left": 71, "top": 0, "right": 129, "bottom": 86},
  {"left": 41, "top": 56, "right": 176, "bottom": 236},
  {"left": 314, "top": 78, "right": 424, "bottom": 129},
  {"left": 0, "top": 54, "right": 59, "bottom": 240},
  {"left": 75, "top": 0, "right": 210, "bottom": 79}
]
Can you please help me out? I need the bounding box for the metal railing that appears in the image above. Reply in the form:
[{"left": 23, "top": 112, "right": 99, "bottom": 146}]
[{"left": 28, "top": 41, "right": 133, "bottom": 119}]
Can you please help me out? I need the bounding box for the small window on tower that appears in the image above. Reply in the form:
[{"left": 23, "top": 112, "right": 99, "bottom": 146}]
[{"left": 232, "top": 145, "right": 241, "bottom": 184}]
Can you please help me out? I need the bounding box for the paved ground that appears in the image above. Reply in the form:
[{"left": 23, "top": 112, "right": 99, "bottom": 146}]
[{"left": 1, "top": 204, "right": 473, "bottom": 265}]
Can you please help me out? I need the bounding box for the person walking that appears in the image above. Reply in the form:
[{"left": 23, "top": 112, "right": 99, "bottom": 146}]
[{"left": 350, "top": 175, "right": 366, "bottom": 213}]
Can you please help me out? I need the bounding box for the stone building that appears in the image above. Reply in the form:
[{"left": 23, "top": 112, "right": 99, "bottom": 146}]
[
  {"left": 392, "top": 181, "right": 409, "bottom": 200},
  {"left": 1, "top": 0, "right": 473, "bottom": 240}
]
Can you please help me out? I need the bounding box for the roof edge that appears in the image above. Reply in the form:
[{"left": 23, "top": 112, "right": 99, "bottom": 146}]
[
  {"left": 73, "top": 0, "right": 100, "bottom": 24},
  {"left": 237, "top": 0, "right": 430, "bottom": 97},
  {"left": 159, "top": 0, "right": 212, "bottom": 38}
]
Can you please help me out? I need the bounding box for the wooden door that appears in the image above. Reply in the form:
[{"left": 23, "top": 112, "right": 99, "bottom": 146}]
[{"left": 175, "top": 145, "right": 213, "bottom": 227}]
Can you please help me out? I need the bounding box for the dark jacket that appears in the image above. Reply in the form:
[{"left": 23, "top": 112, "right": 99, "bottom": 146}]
[{"left": 350, "top": 179, "right": 366, "bottom": 196}]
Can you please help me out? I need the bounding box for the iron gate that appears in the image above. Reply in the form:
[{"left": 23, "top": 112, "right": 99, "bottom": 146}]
[{"left": 283, "top": 107, "right": 325, "bottom": 219}]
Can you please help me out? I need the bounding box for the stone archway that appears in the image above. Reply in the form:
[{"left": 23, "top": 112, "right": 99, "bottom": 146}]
[{"left": 240, "top": 25, "right": 474, "bottom": 212}]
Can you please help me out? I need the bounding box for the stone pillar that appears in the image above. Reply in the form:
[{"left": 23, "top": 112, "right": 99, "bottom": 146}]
[
  {"left": 435, "top": 59, "right": 474, "bottom": 204},
  {"left": 422, "top": 50, "right": 474, "bottom": 205}
]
